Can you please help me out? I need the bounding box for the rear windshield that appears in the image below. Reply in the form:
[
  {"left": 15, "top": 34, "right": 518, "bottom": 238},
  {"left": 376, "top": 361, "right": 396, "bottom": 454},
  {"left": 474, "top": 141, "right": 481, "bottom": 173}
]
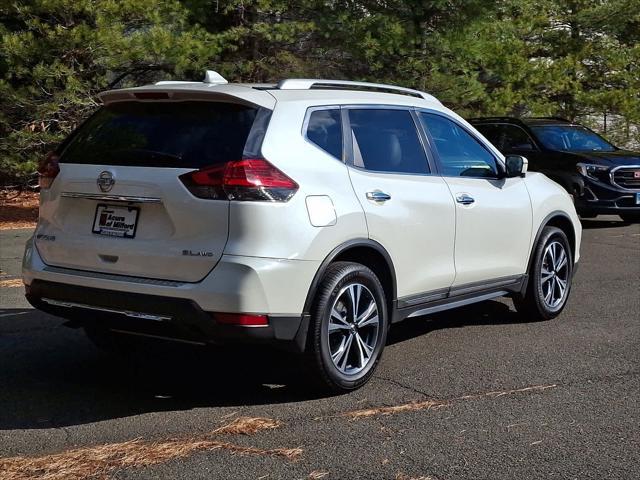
[{"left": 60, "top": 101, "right": 262, "bottom": 168}]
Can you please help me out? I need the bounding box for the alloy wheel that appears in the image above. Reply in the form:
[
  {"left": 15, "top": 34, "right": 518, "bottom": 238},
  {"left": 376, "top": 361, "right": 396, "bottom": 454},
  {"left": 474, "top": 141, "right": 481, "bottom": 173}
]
[
  {"left": 327, "top": 283, "right": 380, "bottom": 375},
  {"left": 541, "top": 240, "right": 569, "bottom": 309}
]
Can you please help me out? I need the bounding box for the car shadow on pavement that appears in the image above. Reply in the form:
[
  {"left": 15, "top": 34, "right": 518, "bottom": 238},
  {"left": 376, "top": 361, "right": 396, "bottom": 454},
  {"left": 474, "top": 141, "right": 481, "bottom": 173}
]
[
  {"left": 387, "top": 299, "right": 523, "bottom": 346},
  {"left": 0, "top": 300, "right": 528, "bottom": 430},
  {"left": 580, "top": 218, "right": 628, "bottom": 229}
]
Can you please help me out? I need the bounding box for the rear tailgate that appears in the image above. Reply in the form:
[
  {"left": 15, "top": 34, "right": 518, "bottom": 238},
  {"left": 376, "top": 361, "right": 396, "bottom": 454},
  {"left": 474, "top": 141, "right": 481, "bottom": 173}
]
[{"left": 36, "top": 92, "right": 273, "bottom": 282}]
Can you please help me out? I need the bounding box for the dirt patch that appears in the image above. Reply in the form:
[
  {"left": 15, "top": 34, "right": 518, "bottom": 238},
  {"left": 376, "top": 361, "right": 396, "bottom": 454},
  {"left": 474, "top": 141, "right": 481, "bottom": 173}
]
[
  {"left": 0, "top": 191, "right": 38, "bottom": 230},
  {"left": 0, "top": 417, "right": 302, "bottom": 480}
]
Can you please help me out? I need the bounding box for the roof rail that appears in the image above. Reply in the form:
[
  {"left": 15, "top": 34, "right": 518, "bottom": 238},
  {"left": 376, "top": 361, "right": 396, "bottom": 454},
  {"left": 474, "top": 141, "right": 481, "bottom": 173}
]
[
  {"left": 277, "top": 79, "right": 440, "bottom": 103},
  {"left": 468, "top": 116, "right": 520, "bottom": 122},
  {"left": 529, "top": 116, "right": 571, "bottom": 123}
]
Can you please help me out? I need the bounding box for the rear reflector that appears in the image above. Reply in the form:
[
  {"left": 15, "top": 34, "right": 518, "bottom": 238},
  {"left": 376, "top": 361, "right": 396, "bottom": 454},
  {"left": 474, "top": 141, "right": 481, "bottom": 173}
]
[
  {"left": 180, "top": 158, "right": 298, "bottom": 202},
  {"left": 213, "top": 313, "right": 269, "bottom": 326}
]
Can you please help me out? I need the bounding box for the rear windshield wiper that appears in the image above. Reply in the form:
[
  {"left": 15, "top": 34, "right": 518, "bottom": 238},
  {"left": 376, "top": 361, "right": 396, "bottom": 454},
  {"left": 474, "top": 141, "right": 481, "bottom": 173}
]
[{"left": 109, "top": 149, "right": 184, "bottom": 167}]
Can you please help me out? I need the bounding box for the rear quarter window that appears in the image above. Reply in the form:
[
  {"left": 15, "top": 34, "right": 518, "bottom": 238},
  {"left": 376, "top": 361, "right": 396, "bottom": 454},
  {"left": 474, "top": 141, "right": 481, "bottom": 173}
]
[
  {"left": 305, "top": 108, "right": 343, "bottom": 160},
  {"left": 60, "top": 102, "right": 263, "bottom": 168}
]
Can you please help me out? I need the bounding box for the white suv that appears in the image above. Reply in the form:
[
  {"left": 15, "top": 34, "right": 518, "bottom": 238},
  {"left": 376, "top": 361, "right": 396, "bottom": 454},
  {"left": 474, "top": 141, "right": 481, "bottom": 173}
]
[{"left": 23, "top": 72, "right": 582, "bottom": 391}]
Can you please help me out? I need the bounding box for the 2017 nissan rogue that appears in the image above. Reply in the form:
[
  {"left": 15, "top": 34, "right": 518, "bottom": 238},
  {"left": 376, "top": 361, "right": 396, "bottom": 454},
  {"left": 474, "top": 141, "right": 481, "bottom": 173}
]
[{"left": 23, "top": 73, "right": 582, "bottom": 391}]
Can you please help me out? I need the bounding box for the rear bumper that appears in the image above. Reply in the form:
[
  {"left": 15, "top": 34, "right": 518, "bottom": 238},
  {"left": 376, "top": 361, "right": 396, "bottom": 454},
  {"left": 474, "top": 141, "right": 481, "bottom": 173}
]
[
  {"left": 26, "top": 280, "right": 308, "bottom": 351},
  {"left": 22, "top": 237, "right": 317, "bottom": 351}
]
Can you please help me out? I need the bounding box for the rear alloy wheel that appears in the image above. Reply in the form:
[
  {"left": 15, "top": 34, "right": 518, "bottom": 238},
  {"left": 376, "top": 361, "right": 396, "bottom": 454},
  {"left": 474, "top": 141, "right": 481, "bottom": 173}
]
[
  {"left": 306, "top": 261, "right": 388, "bottom": 392},
  {"left": 620, "top": 213, "right": 640, "bottom": 224},
  {"left": 514, "top": 226, "right": 573, "bottom": 320}
]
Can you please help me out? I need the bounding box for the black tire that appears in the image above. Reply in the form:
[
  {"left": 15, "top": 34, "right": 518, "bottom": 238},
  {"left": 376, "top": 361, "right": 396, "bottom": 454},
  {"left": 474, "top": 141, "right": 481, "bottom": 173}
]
[
  {"left": 514, "top": 226, "right": 573, "bottom": 321},
  {"left": 619, "top": 213, "right": 640, "bottom": 224},
  {"left": 305, "top": 261, "right": 388, "bottom": 392}
]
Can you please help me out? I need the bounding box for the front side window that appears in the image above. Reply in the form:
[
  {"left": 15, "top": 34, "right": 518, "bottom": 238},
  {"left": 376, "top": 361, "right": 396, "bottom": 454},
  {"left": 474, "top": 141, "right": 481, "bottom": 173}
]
[
  {"left": 348, "top": 109, "right": 429, "bottom": 174},
  {"left": 306, "top": 108, "right": 343, "bottom": 159},
  {"left": 419, "top": 113, "right": 499, "bottom": 178},
  {"left": 530, "top": 125, "right": 616, "bottom": 152}
]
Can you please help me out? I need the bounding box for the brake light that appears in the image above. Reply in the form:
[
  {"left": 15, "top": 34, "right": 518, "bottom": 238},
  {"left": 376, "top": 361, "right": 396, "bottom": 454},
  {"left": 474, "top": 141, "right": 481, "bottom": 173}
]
[
  {"left": 180, "top": 158, "right": 298, "bottom": 202},
  {"left": 38, "top": 151, "right": 60, "bottom": 189},
  {"left": 213, "top": 313, "right": 269, "bottom": 326}
]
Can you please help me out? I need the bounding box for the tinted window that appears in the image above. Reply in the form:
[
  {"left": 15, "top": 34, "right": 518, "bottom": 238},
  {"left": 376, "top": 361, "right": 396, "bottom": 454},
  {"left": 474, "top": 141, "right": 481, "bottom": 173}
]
[
  {"left": 530, "top": 125, "right": 616, "bottom": 152},
  {"left": 474, "top": 124, "right": 502, "bottom": 149},
  {"left": 501, "top": 125, "right": 536, "bottom": 150},
  {"left": 419, "top": 113, "right": 498, "bottom": 178},
  {"left": 306, "top": 109, "right": 342, "bottom": 159},
  {"left": 61, "top": 102, "right": 260, "bottom": 168},
  {"left": 348, "top": 109, "right": 429, "bottom": 174}
]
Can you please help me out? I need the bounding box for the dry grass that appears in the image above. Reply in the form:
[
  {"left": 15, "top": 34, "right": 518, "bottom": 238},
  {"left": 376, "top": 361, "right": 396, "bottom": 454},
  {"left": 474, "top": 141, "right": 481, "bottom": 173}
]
[
  {"left": 0, "top": 191, "right": 38, "bottom": 230},
  {"left": 340, "top": 384, "right": 557, "bottom": 420},
  {"left": 0, "top": 417, "right": 301, "bottom": 480},
  {"left": 0, "top": 278, "right": 23, "bottom": 288}
]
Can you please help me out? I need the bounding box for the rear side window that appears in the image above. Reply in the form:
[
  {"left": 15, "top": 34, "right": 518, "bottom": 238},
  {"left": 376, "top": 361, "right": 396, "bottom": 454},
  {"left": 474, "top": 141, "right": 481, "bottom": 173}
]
[
  {"left": 348, "top": 109, "right": 429, "bottom": 174},
  {"left": 306, "top": 108, "right": 343, "bottom": 160},
  {"left": 60, "top": 102, "right": 262, "bottom": 168}
]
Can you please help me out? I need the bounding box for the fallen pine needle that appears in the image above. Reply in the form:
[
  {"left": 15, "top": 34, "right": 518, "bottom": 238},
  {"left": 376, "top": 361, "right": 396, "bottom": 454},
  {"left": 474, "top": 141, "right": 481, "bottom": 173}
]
[
  {"left": 0, "top": 278, "right": 23, "bottom": 288},
  {"left": 0, "top": 417, "right": 300, "bottom": 480},
  {"left": 339, "top": 384, "right": 558, "bottom": 420}
]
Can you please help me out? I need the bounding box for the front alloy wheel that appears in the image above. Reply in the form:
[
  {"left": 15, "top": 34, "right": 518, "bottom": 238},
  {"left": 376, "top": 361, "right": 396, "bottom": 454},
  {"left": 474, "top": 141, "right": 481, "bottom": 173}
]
[
  {"left": 540, "top": 241, "right": 570, "bottom": 309},
  {"left": 306, "top": 261, "right": 388, "bottom": 392},
  {"left": 514, "top": 226, "right": 573, "bottom": 320}
]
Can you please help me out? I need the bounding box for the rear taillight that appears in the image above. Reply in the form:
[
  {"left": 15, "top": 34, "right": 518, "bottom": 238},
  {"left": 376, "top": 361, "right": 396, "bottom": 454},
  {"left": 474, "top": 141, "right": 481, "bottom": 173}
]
[
  {"left": 38, "top": 151, "right": 60, "bottom": 189},
  {"left": 180, "top": 158, "right": 298, "bottom": 202}
]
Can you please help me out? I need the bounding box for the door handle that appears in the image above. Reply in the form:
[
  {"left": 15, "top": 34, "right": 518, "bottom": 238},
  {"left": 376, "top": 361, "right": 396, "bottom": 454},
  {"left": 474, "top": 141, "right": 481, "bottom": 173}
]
[
  {"left": 455, "top": 193, "right": 475, "bottom": 205},
  {"left": 366, "top": 190, "right": 392, "bottom": 203}
]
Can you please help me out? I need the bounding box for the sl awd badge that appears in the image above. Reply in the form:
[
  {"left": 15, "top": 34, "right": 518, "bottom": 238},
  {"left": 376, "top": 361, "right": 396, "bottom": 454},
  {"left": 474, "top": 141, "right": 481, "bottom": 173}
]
[
  {"left": 97, "top": 171, "right": 115, "bottom": 192},
  {"left": 182, "top": 250, "right": 214, "bottom": 257}
]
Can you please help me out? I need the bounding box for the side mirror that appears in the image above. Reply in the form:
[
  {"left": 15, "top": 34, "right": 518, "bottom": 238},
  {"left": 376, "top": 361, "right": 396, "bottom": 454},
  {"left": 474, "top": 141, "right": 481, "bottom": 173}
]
[{"left": 505, "top": 155, "right": 528, "bottom": 178}]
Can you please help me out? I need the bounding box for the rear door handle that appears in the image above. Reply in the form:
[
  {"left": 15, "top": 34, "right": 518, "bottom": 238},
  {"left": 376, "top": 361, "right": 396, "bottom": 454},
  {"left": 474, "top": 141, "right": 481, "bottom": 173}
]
[
  {"left": 455, "top": 193, "right": 475, "bottom": 205},
  {"left": 366, "top": 190, "right": 392, "bottom": 203}
]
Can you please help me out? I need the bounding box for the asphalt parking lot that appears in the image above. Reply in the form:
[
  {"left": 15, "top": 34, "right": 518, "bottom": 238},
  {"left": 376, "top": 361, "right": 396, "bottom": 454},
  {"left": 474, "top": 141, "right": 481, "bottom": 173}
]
[{"left": 1, "top": 218, "right": 639, "bottom": 479}]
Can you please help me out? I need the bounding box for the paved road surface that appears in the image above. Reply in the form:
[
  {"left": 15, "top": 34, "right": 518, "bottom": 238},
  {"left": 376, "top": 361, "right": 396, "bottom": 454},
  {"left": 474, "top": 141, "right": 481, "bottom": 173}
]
[{"left": 0, "top": 218, "right": 638, "bottom": 479}]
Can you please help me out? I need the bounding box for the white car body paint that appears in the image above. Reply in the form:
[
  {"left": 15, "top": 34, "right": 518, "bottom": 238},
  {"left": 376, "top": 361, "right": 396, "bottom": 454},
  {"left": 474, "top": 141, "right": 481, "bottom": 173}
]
[{"left": 23, "top": 77, "right": 581, "bottom": 337}]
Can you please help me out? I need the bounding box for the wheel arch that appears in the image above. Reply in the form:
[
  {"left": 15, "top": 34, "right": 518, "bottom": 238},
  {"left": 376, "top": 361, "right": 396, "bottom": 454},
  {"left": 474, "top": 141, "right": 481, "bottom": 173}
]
[
  {"left": 302, "top": 239, "right": 397, "bottom": 316},
  {"left": 528, "top": 211, "right": 577, "bottom": 272}
]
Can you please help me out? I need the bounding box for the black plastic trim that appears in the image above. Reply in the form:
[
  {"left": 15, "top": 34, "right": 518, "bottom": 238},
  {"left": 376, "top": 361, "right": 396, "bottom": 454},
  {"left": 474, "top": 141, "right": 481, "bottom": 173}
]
[
  {"left": 394, "top": 275, "right": 525, "bottom": 322},
  {"left": 26, "top": 280, "right": 305, "bottom": 351},
  {"left": 302, "top": 238, "right": 398, "bottom": 316}
]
